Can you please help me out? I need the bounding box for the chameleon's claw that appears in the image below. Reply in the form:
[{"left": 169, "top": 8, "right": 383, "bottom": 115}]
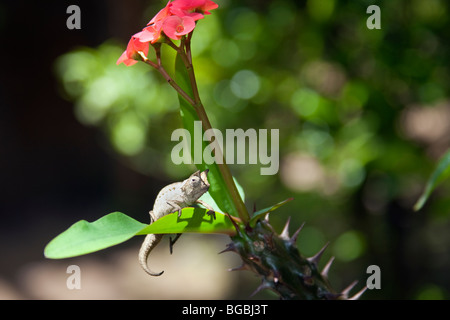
[
  {"left": 206, "top": 210, "right": 216, "bottom": 220},
  {"left": 169, "top": 233, "right": 182, "bottom": 254}
]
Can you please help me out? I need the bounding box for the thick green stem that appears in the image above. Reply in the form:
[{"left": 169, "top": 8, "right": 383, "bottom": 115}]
[
  {"left": 194, "top": 101, "right": 250, "bottom": 223},
  {"left": 175, "top": 36, "right": 250, "bottom": 223}
]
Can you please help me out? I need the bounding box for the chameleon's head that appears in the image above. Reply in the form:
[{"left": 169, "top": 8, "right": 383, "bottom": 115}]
[
  {"left": 199, "top": 169, "right": 210, "bottom": 187},
  {"left": 182, "top": 169, "right": 210, "bottom": 203}
]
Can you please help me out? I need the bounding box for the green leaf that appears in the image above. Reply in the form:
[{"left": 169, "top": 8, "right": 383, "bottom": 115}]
[
  {"left": 174, "top": 52, "right": 241, "bottom": 216},
  {"left": 137, "top": 207, "right": 236, "bottom": 236},
  {"left": 249, "top": 198, "right": 294, "bottom": 228},
  {"left": 44, "top": 212, "right": 147, "bottom": 259},
  {"left": 44, "top": 209, "right": 237, "bottom": 260},
  {"left": 414, "top": 150, "right": 450, "bottom": 211}
]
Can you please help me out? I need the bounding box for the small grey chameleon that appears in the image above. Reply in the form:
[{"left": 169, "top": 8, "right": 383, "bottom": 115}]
[{"left": 139, "top": 169, "right": 215, "bottom": 276}]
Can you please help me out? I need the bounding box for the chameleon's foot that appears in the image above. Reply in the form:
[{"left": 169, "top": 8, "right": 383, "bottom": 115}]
[
  {"left": 195, "top": 199, "right": 215, "bottom": 219},
  {"left": 169, "top": 233, "right": 182, "bottom": 254},
  {"left": 166, "top": 200, "right": 183, "bottom": 217},
  {"left": 206, "top": 210, "right": 216, "bottom": 220}
]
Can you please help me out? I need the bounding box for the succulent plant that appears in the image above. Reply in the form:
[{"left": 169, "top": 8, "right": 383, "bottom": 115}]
[{"left": 222, "top": 213, "right": 367, "bottom": 300}]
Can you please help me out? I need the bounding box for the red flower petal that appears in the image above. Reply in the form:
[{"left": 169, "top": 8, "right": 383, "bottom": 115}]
[
  {"left": 172, "top": 0, "right": 205, "bottom": 10},
  {"left": 117, "top": 32, "right": 150, "bottom": 66},
  {"left": 170, "top": 0, "right": 218, "bottom": 20},
  {"left": 128, "top": 32, "right": 149, "bottom": 56},
  {"left": 140, "top": 23, "right": 163, "bottom": 43},
  {"left": 171, "top": 0, "right": 218, "bottom": 13},
  {"left": 116, "top": 51, "right": 138, "bottom": 66},
  {"left": 162, "top": 15, "right": 196, "bottom": 40},
  {"left": 202, "top": 0, "right": 219, "bottom": 14},
  {"left": 148, "top": 1, "right": 172, "bottom": 25}
]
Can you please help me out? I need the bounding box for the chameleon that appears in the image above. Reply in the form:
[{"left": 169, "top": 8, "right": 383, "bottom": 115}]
[{"left": 139, "top": 169, "right": 215, "bottom": 276}]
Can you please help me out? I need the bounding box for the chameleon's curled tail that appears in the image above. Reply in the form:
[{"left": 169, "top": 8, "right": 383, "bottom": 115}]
[{"left": 139, "top": 233, "right": 164, "bottom": 276}]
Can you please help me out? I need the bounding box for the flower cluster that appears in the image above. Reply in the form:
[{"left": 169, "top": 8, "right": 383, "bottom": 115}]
[{"left": 117, "top": 0, "right": 218, "bottom": 66}]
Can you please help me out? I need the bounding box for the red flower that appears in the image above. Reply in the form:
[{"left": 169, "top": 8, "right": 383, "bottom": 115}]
[
  {"left": 117, "top": 0, "right": 218, "bottom": 66},
  {"left": 162, "top": 15, "right": 196, "bottom": 40},
  {"left": 147, "top": 1, "right": 172, "bottom": 25},
  {"left": 139, "top": 1, "right": 172, "bottom": 43},
  {"left": 116, "top": 32, "right": 150, "bottom": 66},
  {"left": 201, "top": 0, "right": 219, "bottom": 13},
  {"left": 170, "top": 0, "right": 218, "bottom": 21},
  {"left": 140, "top": 24, "right": 163, "bottom": 43}
]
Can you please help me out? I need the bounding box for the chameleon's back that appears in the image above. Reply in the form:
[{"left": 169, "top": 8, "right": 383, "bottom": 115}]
[
  {"left": 152, "top": 181, "right": 185, "bottom": 219},
  {"left": 151, "top": 170, "right": 210, "bottom": 220}
]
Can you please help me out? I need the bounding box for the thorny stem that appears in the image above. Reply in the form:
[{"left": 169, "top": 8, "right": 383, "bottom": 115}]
[{"left": 161, "top": 35, "right": 250, "bottom": 223}]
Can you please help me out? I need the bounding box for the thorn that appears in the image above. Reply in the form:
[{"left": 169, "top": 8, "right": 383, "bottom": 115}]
[
  {"left": 225, "top": 212, "right": 242, "bottom": 236},
  {"left": 322, "top": 292, "right": 342, "bottom": 300},
  {"left": 341, "top": 280, "right": 358, "bottom": 299},
  {"left": 280, "top": 216, "right": 291, "bottom": 240},
  {"left": 228, "top": 263, "right": 249, "bottom": 272},
  {"left": 290, "top": 222, "right": 305, "bottom": 245},
  {"left": 218, "top": 243, "right": 236, "bottom": 254},
  {"left": 307, "top": 242, "right": 330, "bottom": 267},
  {"left": 252, "top": 202, "right": 257, "bottom": 213},
  {"left": 169, "top": 233, "right": 182, "bottom": 255},
  {"left": 249, "top": 280, "right": 273, "bottom": 298},
  {"left": 248, "top": 255, "right": 261, "bottom": 263},
  {"left": 321, "top": 256, "right": 335, "bottom": 279},
  {"left": 272, "top": 270, "right": 281, "bottom": 284},
  {"left": 348, "top": 286, "right": 367, "bottom": 300}
]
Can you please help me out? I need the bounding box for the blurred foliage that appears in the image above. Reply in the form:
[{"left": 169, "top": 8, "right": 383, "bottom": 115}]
[{"left": 55, "top": 0, "right": 450, "bottom": 299}]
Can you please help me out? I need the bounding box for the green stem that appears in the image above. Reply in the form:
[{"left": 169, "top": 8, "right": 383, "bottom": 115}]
[
  {"left": 194, "top": 100, "right": 250, "bottom": 223},
  {"left": 144, "top": 45, "right": 196, "bottom": 106},
  {"left": 175, "top": 36, "right": 250, "bottom": 223}
]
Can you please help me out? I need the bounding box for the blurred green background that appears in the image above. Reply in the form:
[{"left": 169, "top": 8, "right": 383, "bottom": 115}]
[{"left": 1, "top": 0, "right": 449, "bottom": 299}]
